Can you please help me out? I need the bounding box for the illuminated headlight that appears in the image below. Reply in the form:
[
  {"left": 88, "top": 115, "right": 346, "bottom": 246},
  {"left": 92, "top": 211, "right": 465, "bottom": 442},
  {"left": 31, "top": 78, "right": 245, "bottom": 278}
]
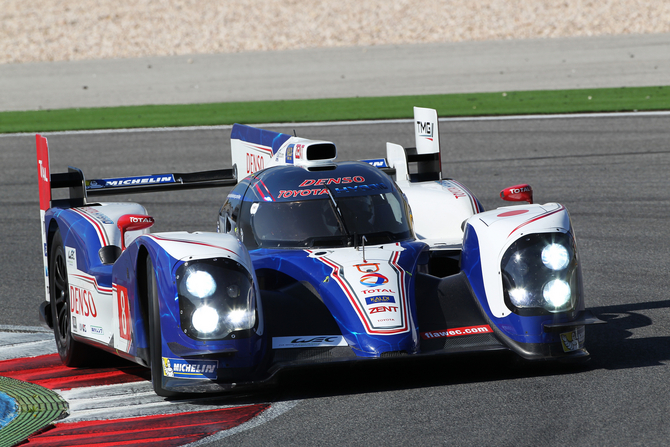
[
  {"left": 501, "top": 233, "right": 581, "bottom": 315},
  {"left": 192, "top": 306, "right": 219, "bottom": 333},
  {"left": 541, "top": 244, "right": 570, "bottom": 270},
  {"left": 176, "top": 259, "right": 257, "bottom": 340},
  {"left": 185, "top": 271, "right": 217, "bottom": 298},
  {"left": 543, "top": 279, "right": 571, "bottom": 309},
  {"left": 508, "top": 288, "right": 531, "bottom": 307}
]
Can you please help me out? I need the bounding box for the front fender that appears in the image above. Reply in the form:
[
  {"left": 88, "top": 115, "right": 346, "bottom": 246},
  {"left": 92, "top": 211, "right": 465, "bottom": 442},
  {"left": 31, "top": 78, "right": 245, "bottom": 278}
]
[
  {"left": 460, "top": 203, "right": 587, "bottom": 351},
  {"left": 113, "top": 231, "right": 266, "bottom": 383}
]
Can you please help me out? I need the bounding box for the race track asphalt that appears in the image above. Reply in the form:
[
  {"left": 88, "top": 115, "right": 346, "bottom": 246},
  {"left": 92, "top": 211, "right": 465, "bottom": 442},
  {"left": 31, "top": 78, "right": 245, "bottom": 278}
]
[{"left": 1, "top": 33, "right": 669, "bottom": 112}]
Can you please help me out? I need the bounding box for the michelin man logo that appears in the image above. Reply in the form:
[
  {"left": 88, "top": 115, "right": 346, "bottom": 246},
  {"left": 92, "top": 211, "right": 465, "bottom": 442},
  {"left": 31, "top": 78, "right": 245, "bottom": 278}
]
[{"left": 162, "top": 357, "right": 174, "bottom": 377}]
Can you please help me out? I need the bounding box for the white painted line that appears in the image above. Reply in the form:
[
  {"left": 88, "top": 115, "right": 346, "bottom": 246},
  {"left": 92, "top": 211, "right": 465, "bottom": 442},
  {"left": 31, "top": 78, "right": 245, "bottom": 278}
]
[
  {"left": 0, "top": 339, "right": 57, "bottom": 360},
  {"left": 1, "top": 110, "right": 669, "bottom": 138},
  {"left": 0, "top": 325, "right": 50, "bottom": 333}
]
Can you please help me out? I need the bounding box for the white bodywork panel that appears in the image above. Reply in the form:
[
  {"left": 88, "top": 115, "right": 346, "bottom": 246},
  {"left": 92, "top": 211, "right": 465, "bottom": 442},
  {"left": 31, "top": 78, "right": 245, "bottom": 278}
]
[{"left": 231, "top": 135, "right": 337, "bottom": 180}]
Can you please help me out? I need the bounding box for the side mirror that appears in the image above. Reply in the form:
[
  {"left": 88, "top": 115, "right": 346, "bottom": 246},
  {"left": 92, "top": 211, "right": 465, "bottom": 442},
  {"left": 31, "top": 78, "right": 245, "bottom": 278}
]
[
  {"left": 500, "top": 184, "right": 533, "bottom": 204},
  {"left": 117, "top": 214, "right": 155, "bottom": 250}
]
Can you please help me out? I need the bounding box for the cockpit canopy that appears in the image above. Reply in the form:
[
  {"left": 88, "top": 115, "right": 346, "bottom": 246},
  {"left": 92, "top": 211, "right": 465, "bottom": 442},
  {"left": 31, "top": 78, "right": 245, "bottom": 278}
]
[{"left": 219, "top": 162, "right": 414, "bottom": 249}]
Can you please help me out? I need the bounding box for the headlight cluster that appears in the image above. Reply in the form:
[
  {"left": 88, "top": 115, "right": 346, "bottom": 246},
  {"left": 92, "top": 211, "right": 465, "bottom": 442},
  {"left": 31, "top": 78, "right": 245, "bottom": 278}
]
[
  {"left": 501, "top": 233, "right": 579, "bottom": 315},
  {"left": 176, "top": 258, "right": 256, "bottom": 340}
]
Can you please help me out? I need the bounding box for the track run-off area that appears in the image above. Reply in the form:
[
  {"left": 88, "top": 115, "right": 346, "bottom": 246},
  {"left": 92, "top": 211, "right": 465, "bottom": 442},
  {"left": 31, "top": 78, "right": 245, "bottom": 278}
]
[{"left": 1, "top": 112, "right": 669, "bottom": 446}]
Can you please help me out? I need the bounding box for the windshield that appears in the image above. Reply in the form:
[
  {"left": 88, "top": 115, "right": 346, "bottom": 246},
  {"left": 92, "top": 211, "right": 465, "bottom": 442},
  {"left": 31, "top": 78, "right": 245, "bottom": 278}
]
[{"left": 249, "top": 192, "right": 413, "bottom": 248}]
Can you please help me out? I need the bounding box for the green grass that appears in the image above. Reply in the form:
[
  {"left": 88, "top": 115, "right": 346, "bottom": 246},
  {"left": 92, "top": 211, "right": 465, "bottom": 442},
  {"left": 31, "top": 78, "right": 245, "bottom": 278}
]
[{"left": 1, "top": 86, "right": 668, "bottom": 133}]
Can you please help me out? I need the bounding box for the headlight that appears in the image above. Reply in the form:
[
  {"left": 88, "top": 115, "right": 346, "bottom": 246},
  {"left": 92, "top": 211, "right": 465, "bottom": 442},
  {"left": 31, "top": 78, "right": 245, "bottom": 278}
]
[
  {"left": 177, "top": 259, "right": 256, "bottom": 340},
  {"left": 542, "top": 279, "right": 571, "bottom": 309},
  {"left": 191, "top": 306, "right": 219, "bottom": 333},
  {"left": 185, "top": 271, "right": 217, "bottom": 298},
  {"left": 541, "top": 244, "right": 570, "bottom": 270},
  {"left": 501, "top": 233, "right": 580, "bottom": 315}
]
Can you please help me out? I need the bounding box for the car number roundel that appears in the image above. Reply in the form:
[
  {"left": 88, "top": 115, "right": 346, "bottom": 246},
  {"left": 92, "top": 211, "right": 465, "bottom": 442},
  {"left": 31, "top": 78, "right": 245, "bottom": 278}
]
[{"left": 360, "top": 273, "right": 389, "bottom": 287}]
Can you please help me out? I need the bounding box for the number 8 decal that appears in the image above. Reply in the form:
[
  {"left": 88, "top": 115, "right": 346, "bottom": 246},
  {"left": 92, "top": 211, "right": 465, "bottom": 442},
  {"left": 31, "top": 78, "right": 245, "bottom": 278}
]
[{"left": 116, "top": 284, "right": 131, "bottom": 341}]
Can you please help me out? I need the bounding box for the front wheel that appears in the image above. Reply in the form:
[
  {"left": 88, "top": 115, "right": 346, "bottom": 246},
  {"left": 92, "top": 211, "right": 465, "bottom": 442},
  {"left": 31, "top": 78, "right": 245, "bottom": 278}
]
[
  {"left": 50, "top": 230, "right": 93, "bottom": 366},
  {"left": 146, "top": 256, "right": 179, "bottom": 398}
]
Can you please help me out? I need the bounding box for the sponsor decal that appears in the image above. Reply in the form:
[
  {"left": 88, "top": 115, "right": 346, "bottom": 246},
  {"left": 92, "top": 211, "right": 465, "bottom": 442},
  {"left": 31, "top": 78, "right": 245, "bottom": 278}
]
[
  {"left": 332, "top": 183, "right": 388, "bottom": 195},
  {"left": 38, "top": 159, "right": 49, "bottom": 183},
  {"left": 360, "top": 273, "right": 389, "bottom": 287},
  {"left": 66, "top": 247, "right": 76, "bottom": 268},
  {"left": 69, "top": 285, "right": 98, "bottom": 318},
  {"left": 361, "top": 288, "right": 396, "bottom": 295},
  {"left": 272, "top": 335, "right": 348, "bottom": 349},
  {"left": 354, "top": 262, "right": 380, "bottom": 273},
  {"left": 364, "top": 295, "right": 396, "bottom": 305},
  {"left": 285, "top": 144, "right": 294, "bottom": 164},
  {"left": 81, "top": 207, "right": 115, "bottom": 225},
  {"left": 447, "top": 186, "right": 467, "bottom": 199},
  {"left": 91, "top": 326, "right": 104, "bottom": 335},
  {"left": 364, "top": 158, "right": 388, "bottom": 168},
  {"left": 420, "top": 325, "right": 493, "bottom": 339},
  {"left": 87, "top": 175, "right": 175, "bottom": 189},
  {"left": 72, "top": 316, "right": 77, "bottom": 332},
  {"left": 416, "top": 120, "right": 434, "bottom": 140},
  {"left": 162, "top": 358, "right": 218, "bottom": 379},
  {"left": 246, "top": 152, "right": 264, "bottom": 174},
  {"left": 560, "top": 326, "right": 585, "bottom": 352},
  {"left": 278, "top": 188, "right": 330, "bottom": 199},
  {"left": 295, "top": 144, "right": 304, "bottom": 159},
  {"left": 298, "top": 177, "right": 365, "bottom": 187},
  {"left": 369, "top": 306, "right": 398, "bottom": 314},
  {"left": 115, "top": 285, "right": 131, "bottom": 342},
  {"left": 81, "top": 323, "right": 87, "bottom": 333},
  {"left": 510, "top": 186, "right": 532, "bottom": 194}
]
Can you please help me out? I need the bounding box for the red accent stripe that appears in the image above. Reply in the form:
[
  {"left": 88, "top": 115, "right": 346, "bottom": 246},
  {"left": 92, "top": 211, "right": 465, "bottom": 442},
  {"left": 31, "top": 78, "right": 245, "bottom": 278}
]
[
  {"left": 0, "top": 354, "right": 149, "bottom": 390},
  {"left": 243, "top": 142, "right": 273, "bottom": 156},
  {"left": 256, "top": 179, "right": 276, "bottom": 201},
  {"left": 450, "top": 179, "right": 483, "bottom": 213},
  {"left": 24, "top": 405, "right": 270, "bottom": 446},
  {"left": 70, "top": 273, "right": 113, "bottom": 293},
  {"left": 147, "top": 235, "right": 238, "bottom": 256},
  {"left": 72, "top": 208, "right": 110, "bottom": 247},
  {"left": 508, "top": 205, "right": 566, "bottom": 237}
]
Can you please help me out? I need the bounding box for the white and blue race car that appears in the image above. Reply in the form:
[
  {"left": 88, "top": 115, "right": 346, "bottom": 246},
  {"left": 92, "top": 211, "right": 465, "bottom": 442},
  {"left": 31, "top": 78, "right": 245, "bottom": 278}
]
[{"left": 36, "top": 107, "right": 604, "bottom": 397}]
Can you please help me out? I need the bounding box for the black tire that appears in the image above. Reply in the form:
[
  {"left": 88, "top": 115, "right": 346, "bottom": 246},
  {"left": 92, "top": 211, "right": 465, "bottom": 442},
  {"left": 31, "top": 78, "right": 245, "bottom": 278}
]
[
  {"left": 146, "top": 256, "right": 179, "bottom": 398},
  {"left": 50, "top": 229, "right": 93, "bottom": 366}
]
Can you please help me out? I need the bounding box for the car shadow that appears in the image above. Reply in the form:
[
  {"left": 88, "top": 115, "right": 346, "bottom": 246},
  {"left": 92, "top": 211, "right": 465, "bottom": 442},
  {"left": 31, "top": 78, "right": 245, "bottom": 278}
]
[{"left": 185, "top": 298, "right": 670, "bottom": 406}]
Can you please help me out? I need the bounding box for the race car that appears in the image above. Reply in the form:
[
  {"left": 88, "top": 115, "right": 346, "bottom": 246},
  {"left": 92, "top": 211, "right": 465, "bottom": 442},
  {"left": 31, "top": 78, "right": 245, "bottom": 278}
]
[{"left": 35, "top": 107, "right": 604, "bottom": 397}]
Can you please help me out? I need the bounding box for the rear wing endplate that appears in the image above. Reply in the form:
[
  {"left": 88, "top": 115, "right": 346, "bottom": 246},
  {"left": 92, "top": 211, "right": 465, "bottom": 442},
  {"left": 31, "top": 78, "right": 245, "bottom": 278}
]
[{"left": 361, "top": 107, "right": 442, "bottom": 183}]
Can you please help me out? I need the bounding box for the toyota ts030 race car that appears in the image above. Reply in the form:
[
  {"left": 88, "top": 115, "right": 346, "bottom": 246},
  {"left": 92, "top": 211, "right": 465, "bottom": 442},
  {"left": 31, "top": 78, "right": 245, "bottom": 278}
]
[{"left": 35, "top": 107, "right": 604, "bottom": 397}]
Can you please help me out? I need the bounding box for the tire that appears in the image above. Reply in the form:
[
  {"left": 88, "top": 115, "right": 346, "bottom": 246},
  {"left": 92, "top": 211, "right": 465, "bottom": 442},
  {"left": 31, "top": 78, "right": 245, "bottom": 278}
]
[
  {"left": 146, "top": 256, "right": 179, "bottom": 398},
  {"left": 50, "top": 229, "right": 93, "bottom": 366}
]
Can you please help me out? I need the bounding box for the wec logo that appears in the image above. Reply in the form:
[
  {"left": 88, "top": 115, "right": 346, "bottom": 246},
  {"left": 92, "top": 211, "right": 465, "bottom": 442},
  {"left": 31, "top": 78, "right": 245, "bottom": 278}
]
[{"left": 291, "top": 336, "right": 340, "bottom": 344}]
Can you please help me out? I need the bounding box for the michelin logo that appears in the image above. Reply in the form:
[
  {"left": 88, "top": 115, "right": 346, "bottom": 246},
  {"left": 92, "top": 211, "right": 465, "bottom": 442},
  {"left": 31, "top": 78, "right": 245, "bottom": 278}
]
[
  {"left": 162, "top": 357, "right": 218, "bottom": 379},
  {"left": 89, "top": 175, "right": 175, "bottom": 189}
]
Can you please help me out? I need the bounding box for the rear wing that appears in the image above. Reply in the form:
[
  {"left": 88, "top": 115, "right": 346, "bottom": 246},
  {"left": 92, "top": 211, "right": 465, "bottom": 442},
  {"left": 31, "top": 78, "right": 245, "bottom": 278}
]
[
  {"left": 36, "top": 134, "right": 237, "bottom": 210},
  {"left": 361, "top": 107, "right": 442, "bottom": 183}
]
